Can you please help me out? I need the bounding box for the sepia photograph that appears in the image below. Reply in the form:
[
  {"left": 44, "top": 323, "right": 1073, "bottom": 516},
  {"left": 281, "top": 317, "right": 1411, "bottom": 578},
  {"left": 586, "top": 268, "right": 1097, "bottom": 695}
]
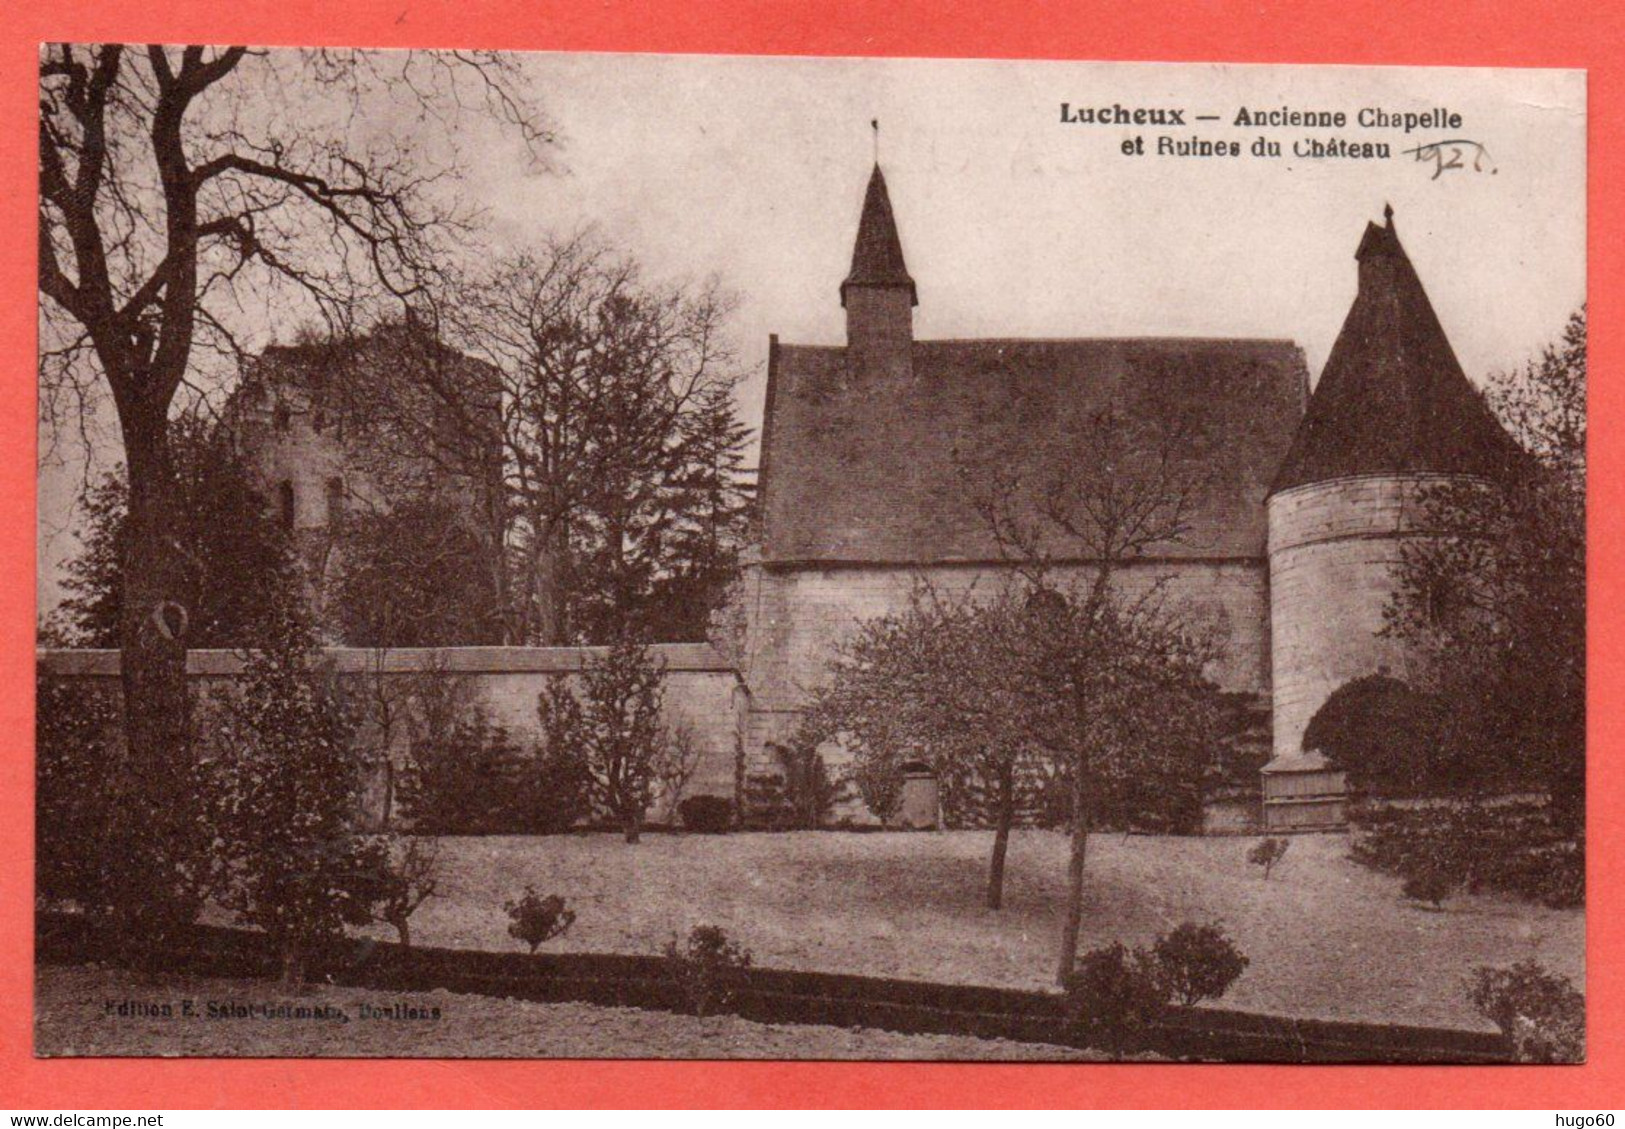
[{"left": 32, "top": 47, "right": 1585, "bottom": 1064}]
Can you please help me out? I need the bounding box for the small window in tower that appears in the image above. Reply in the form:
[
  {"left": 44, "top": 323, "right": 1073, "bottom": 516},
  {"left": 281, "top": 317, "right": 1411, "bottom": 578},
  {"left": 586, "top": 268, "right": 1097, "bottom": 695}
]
[
  {"left": 326, "top": 477, "right": 346, "bottom": 528},
  {"left": 278, "top": 481, "right": 296, "bottom": 529},
  {"left": 273, "top": 404, "right": 292, "bottom": 432}
]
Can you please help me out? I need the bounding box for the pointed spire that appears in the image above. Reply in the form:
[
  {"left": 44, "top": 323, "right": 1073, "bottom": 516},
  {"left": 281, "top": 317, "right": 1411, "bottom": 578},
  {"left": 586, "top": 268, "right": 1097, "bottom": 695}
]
[
  {"left": 1271, "top": 207, "right": 1521, "bottom": 493},
  {"left": 841, "top": 164, "right": 917, "bottom": 309}
]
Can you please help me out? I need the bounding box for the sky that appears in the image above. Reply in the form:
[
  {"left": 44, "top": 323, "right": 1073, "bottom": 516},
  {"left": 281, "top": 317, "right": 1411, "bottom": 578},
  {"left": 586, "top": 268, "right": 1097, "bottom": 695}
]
[{"left": 36, "top": 52, "right": 1586, "bottom": 616}]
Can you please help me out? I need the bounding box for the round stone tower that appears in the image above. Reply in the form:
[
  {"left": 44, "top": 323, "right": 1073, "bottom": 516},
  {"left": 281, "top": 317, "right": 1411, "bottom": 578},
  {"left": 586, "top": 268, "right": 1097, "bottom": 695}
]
[{"left": 1266, "top": 207, "right": 1521, "bottom": 760}]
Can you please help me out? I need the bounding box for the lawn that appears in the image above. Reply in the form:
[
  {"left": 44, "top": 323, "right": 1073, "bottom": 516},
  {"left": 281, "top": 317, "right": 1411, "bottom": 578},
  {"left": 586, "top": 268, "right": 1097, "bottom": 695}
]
[
  {"left": 35, "top": 964, "right": 1092, "bottom": 1059},
  {"left": 361, "top": 829, "right": 1583, "bottom": 1031}
]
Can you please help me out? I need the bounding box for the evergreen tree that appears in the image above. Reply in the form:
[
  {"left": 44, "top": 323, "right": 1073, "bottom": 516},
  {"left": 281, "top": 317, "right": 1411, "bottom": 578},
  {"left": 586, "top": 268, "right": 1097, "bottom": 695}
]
[
  {"left": 54, "top": 410, "right": 299, "bottom": 649},
  {"left": 209, "top": 602, "right": 380, "bottom": 984},
  {"left": 1385, "top": 307, "right": 1586, "bottom": 829}
]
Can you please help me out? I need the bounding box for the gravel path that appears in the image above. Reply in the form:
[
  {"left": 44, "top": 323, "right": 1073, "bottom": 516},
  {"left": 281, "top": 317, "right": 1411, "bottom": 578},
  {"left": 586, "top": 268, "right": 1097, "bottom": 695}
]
[
  {"left": 346, "top": 829, "right": 1582, "bottom": 1031},
  {"left": 35, "top": 964, "right": 1094, "bottom": 1060}
]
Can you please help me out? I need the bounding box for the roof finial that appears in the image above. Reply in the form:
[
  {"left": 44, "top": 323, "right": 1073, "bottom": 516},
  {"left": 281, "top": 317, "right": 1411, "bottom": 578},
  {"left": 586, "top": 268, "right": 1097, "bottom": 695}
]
[
  {"left": 871, "top": 118, "right": 880, "bottom": 165},
  {"left": 1383, "top": 202, "right": 1395, "bottom": 226}
]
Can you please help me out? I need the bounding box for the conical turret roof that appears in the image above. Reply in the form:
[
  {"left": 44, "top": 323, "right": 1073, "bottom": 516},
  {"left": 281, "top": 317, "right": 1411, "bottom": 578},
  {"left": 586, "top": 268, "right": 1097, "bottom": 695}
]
[
  {"left": 1270, "top": 207, "right": 1521, "bottom": 494},
  {"left": 840, "top": 164, "right": 916, "bottom": 307}
]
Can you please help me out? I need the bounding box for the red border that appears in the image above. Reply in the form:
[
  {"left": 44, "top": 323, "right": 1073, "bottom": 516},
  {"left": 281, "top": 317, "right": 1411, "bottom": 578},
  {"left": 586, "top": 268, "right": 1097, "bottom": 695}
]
[{"left": 3, "top": 0, "right": 1620, "bottom": 1109}]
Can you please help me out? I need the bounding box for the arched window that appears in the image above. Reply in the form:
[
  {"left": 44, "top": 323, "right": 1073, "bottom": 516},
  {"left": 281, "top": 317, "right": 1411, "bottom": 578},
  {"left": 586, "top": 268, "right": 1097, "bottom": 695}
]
[{"left": 278, "top": 481, "right": 296, "bottom": 529}]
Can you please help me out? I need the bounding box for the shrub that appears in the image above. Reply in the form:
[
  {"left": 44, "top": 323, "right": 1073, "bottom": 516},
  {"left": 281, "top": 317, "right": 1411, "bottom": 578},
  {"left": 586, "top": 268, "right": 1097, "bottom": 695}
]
[
  {"left": 1303, "top": 674, "right": 1444, "bottom": 796},
  {"left": 504, "top": 887, "right": 576, "bottom": 954},
  {"left": 743, "top": 740, "right": 842, "bottom": 830},
  {"left": 742, "top": 771, "right": 795, "bottom": 830},
  {"left": 514, "top": 703, "right": 594, "bottom": 834},
  {"left": 664, "top": 924, "right": 753, "bottom": 1018},
  {"left": 1402, "top": 868, "right": 1457, "bottom": 909},
  {"left": 1247, "top": 837, "right": 1290, "bottom": 879},
  {"left": 402, "top": 710, "right": 589, "bottom": 836},
  {"left": 1151, "top": 923, "right": 1249, "bottom": 1007},
  {"left": 36, "top": 677, "right": 127, "bottom": 912},
  {"left": 1468, "top": 960, "right": 1585, "bottom": 1063},
  {"left": 209, "top": 608, "right": 378, "bottom": 984},
  {"left": 849, "top": 755, "right": 904, "bottom": 826},
  {"left": 678, "top": 794, "right": 734, "bottom": 834},
  {"left": 541, "top": 640, "right": 683, "bottom": 843},
  {"left": 783, "top": 744, "right": 838, "bottom": 829},
  {"left": 1350, "top": 800, "right": 1582, "bottom": 909},
  {"left": 1062, "top": 942, "right": 1169, "bottom": 1055},
  {"left": 402, "top": 714, "right": 516, "bottom": 834},
  {"left": 654, "top": 724, "right": 702, "bottom": 821},
  {"left": 356, "top": 836, "right": 441, "bottom": 948},
  {"left": 38, "top": 676, "right": 207, "bottom": 953}
]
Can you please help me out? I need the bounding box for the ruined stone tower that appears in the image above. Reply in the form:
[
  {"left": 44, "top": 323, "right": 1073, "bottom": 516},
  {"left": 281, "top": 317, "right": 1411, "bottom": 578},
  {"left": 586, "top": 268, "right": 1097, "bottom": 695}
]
[{"left": 1265, "top": 207, "right": 1521, "bottom": 760}]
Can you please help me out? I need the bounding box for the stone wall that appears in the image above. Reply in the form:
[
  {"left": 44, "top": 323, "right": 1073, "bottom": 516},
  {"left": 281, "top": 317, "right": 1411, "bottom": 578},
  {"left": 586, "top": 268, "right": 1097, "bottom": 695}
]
[
  {"left": 739, "top": 556, "right": 1272, "bottom": 782},
  {"left": 1266, "top": 473, "right": 1458, "bottom": 759},
  {"left": 37, "top": 644, "right": 743, "bottom": 828}
]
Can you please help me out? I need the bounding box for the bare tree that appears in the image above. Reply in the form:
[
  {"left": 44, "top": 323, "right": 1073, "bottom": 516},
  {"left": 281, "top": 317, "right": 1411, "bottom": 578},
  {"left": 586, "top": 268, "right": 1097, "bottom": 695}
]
[
  {"left": 340, "top": 235, "right": 748, "bottom": 644},
  {"left": 36, "top": 44, "right": 547, "bottom": 940},
  {"left": 956, "top": 401, "right": 1217, "bottom": 982}
]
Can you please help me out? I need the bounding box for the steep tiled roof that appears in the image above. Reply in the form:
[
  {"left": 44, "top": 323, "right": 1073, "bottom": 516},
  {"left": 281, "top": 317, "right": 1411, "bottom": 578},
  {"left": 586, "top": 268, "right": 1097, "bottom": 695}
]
[
  {"left": 760, "top": 336, "right": 1309, "bottom": 564},
  {"left": 840, "top": 165, "right": 917, "bottom": 307},
  {"left": 1270, "top": 209, "right": 1521, "bottom": 494}
]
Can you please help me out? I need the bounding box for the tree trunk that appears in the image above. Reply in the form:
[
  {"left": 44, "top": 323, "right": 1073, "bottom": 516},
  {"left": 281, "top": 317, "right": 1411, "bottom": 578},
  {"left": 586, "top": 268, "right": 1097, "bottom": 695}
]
[
  {"left": 1056, "top": 756, "right": 1090, "bottom": 984},
  {"left": 113, "top": 412, "right": 199, "bottom": 946},
  {"left": 987, "top": 761, "right": 1016, "bottom": 910},
  {"left": 531, "top": 517, "right": 569, "bottom": 645},
  {"left": 623, "top": 811, "right": 641, "bottom": 844},
  {"left": 280, "top": 941, "right": 305, "bottom": 987},
  {"left": 396, "top": 917, "right": 411, "bottom": 949},
  {"left": 380, "top": 757, "right": 396, "bottom": 831}
]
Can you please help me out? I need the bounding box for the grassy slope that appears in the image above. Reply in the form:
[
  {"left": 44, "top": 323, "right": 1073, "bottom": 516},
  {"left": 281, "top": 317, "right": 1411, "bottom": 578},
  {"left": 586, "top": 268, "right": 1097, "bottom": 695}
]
[{"left": 367, "top": 829, "right": 1582, "bottom": 1031}]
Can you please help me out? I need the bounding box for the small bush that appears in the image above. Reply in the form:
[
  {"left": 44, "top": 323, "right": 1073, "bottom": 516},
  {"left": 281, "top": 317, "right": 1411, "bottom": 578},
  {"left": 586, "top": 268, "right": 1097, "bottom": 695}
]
[
  {"left": 1152, "top": 923, "right": 1249, "bottom": 1007},
  {"left": 1468, "top": 960, "right": 1585, "bottom": 1063},
  {"left": 1247, "top": 837, "right": 1290, "bottom": 879},
  {"left": 850, "top": 757, "right": 904, "bottom": 826},
  {"left": 403, "top": 710, "right": 590, "bottom": 836},
  {"left": 741, "top": 771, "right": 787, "bottom": 830},
  {"left": 1350, "top": 800, "right": 1582, "bottom": 909},
  {"left": 504, "top": 887, "right": 576, "bottom": 954},
  {"left": 664, "top": 924, "right": 753, "bottom": 1018},
  {"left": 356, "top": 836, "right": 440, "bottom": 948},
  {"left": 745, "top": 740, "right": 840, "bottom": 830},
  {"left": 1062, "top": 942, "right": 1169, "bottom": 1055},
  {"left": 36, "top": 677, "right": 127, "bottom": 913},
  {"left": 1402, "top": 868, "right": 1457, "bottom": 909},
  {"left": 678, "top": 794, "right": 734, "bottom": 834}
]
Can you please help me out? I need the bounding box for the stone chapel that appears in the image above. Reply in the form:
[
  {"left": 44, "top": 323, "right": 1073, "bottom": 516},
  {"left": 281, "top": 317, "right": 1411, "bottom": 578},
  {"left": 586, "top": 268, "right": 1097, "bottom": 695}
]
[{"left": 735, "top": 163, "right": 1520, "bottom": 821}]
